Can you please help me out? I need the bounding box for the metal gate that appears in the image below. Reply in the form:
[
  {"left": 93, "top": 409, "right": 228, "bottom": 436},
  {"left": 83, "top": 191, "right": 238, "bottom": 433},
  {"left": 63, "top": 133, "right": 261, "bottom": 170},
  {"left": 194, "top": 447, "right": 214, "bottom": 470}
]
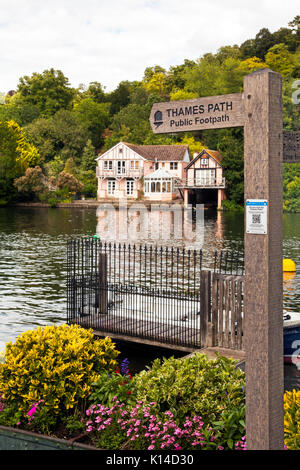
[{"left": 67, "top": 239, "right": 244, "bottom": 349}]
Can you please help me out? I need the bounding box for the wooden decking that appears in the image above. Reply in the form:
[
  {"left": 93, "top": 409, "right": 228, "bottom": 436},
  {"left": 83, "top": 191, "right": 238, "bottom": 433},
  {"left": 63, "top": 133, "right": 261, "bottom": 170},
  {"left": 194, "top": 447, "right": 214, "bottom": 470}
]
[{"left": 70, "top": 313, "right": 202, "bottom": 351}]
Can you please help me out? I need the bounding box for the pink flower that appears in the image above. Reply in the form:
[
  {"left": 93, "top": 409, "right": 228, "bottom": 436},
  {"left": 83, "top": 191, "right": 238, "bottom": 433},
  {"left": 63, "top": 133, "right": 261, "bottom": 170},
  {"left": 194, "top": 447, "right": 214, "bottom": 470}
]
[
  {"left": 148, "top": 445, "right": 154, "bottom": 450},
  {"left": 27, "top": 406, "right": 37, "bottom": 417}
]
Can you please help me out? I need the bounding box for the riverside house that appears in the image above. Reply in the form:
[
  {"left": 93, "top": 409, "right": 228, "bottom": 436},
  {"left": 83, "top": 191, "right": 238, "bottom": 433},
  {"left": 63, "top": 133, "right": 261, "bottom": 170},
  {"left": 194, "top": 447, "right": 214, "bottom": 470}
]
[
  {"left": 96, "top": 142, "right": 190, "bottom": 201},
  {"left": 178, "top": 149, "right": 226, "bottom": 209}
]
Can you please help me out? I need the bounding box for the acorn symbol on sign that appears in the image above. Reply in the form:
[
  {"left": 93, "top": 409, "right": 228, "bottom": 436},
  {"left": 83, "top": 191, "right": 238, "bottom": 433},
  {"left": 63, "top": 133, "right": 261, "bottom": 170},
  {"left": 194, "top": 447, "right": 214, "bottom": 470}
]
[{"left": 154, "top": 110, "right": 163, "bottom": 128}]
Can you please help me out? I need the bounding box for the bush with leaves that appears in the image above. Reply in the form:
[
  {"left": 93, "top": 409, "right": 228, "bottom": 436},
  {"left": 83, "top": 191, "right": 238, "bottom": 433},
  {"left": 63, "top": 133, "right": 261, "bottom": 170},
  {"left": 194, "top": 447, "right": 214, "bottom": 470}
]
[
  {"left": 56, "top": 170, "right": 83, "bottom": 197},
  {"left": 88, "top": 358, "right": 136, "bottom": 408},
  {"left": 284, "top": 389, "right": 300, "bottom": 450},
  {"left": 0, "top": 325, "right": 120, "bottom": 423},
  {"left": 133, "top": 353, "right": 245, "bottom": 429}
]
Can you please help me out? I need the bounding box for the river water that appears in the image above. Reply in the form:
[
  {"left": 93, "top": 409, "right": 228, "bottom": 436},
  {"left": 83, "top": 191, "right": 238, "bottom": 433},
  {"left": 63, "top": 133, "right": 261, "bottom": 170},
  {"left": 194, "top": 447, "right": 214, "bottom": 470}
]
[{"left": 0, "top": 206, "right": 299, "bottom": 389}]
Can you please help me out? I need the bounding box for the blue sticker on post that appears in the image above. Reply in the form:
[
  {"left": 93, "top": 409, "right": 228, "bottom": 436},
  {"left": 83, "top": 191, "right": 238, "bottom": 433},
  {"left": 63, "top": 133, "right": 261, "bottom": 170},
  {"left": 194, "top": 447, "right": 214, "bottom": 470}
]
[{"left": 246, "top": 199, "right": 268, "bottom": 234}]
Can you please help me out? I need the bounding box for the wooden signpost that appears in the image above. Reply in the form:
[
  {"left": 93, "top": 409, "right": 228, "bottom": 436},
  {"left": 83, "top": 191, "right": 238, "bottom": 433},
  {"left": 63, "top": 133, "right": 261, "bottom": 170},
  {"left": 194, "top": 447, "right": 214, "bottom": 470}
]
[{"left": 149, "top": 68, "right": 292, "bottom": 450}]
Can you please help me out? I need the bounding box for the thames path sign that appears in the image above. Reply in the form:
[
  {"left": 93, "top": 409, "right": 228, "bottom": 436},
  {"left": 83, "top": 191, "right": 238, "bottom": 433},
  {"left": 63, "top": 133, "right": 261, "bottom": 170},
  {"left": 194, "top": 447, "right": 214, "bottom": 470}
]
[
  {"left": 150, "top": 93, "right": 244, "bottom": 133},
  {"left": 150, "top": 69, "right": 285, "bottom": 450}
]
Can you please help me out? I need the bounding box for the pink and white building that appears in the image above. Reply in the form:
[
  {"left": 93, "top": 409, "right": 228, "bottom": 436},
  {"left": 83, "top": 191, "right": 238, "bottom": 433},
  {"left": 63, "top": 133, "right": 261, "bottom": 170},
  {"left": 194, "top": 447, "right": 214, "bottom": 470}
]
[
  {"left": 178, "top": 149, "right": 226, "bottom": 209},
  {"left": 96, "top": 142, "right": 190, "bottom": 201}
]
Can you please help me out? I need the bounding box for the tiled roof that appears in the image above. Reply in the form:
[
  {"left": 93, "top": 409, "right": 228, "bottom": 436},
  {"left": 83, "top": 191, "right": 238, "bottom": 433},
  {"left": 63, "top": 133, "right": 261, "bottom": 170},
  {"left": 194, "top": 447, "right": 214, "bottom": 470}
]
[
  {"left": 185, "top": 149, "right": 223, "bottom": 170},
  {"left": 123, "top": 143, "right": 189, "bottom": 161},
  {"left": 204, "top": 149, "right": 223, "bottom": 165}
]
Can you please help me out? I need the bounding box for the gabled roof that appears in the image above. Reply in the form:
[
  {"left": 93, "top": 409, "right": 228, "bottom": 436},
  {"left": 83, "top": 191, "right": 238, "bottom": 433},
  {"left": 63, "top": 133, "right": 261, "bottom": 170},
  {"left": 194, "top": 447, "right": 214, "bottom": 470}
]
[
  {"left": 123, "top": 143, "right": 189, "bottom": 162},
  {"left": 185, "top": 149, "right": 223, "bottom": 170}
]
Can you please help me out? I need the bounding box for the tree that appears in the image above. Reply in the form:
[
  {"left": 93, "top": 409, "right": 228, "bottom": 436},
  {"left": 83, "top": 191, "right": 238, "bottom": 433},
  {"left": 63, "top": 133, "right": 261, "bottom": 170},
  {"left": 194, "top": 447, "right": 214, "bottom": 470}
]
[
  {"left": 73, "top": 98, "right": 110, "bottom": 148},
  {"left": 25, "top": 109, "right": 87, "bottom": 164},
  {"left": 237, "top": 57, "right": 266, "bottom": 75},
  {"left": 45, "top": 155, "right": 65, "bottom": 178},
  {"left": 14, "top": 166, "right": 47, "bottom": 201},
  {"left": 86, "top": 82, "right": 106, "bottom": 103},
  {"left": 81, "top": 139, "right": 96, "bottom": 172},
  {"left": 0, "top": 120, "right": 41, "bottom": 201},
  {"left": 17, "top": 69, "right": 75, "bottom": 117},
  {"left": 252, "top": 28, "right": 275, "bottom": 59},
  {"left": 265, "top": 43, "right": 295, "bottom": 77},
  {"left": 143, "top": 72, "right": 169, "bottom": 98},
  {"left": 56, "top": 171, "right": 84, "bottom": 197},
  {"left": 0, "top": 93, "right": 40, "bottom": 126},
  {"left": 64, "top": 157, "right": 78, "bottom": 177},
  {"left": 217, "top": 128, "right": 244, "bottom": 205},
  {"left": 175, "top": 136, "right": 205, "bottom": 158},
  {"left": 106, "top": 81, "right": 132, "bottom": 115}
]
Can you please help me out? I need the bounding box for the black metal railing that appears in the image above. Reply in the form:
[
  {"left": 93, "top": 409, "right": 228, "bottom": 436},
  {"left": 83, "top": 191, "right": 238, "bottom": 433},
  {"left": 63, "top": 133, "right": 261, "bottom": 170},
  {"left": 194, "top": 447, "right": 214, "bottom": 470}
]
[{"left": 67, "top": 238, "right": 244, "bottom": 348}]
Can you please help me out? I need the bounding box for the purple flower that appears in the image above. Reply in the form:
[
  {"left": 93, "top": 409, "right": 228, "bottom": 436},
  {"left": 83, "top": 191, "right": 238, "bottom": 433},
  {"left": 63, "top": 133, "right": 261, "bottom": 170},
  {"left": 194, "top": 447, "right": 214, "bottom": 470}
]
[{"left": 120, "top": 358, "right": 130, "bottom": 376}]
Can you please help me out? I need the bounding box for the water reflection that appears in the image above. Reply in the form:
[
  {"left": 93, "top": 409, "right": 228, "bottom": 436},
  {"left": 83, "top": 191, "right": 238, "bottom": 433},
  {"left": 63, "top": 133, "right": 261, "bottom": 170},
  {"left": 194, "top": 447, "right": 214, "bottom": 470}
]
[{"left": 96, "top": 203, "right": 206, "bottom": 249}]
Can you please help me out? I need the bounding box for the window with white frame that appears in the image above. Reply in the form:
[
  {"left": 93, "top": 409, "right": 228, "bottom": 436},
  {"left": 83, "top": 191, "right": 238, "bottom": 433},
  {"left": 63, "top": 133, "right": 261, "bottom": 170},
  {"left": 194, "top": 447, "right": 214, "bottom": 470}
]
[
  {"left": 103, "top": 160, "right": 113, "bottom": 170},
  {"left": 201, "top": 158, "right": 209, "bottom": 166},
  {"left": 144, "top": 177, "right": 172, "bottom": 194},
  {"left": 117, "top": 161, "right": 126, "bottom": 174},
  {"left": 107, "top": 179, "right": 116, "bottom": 195},
  {"left": 126, "top": 179, "right": 134, "bottom": 195},
  {"left": 130, "top": 161, "right": 139, "bottom": 170},
  {"left": 170, "top": 162, "right": 178, "bottom": 170}
]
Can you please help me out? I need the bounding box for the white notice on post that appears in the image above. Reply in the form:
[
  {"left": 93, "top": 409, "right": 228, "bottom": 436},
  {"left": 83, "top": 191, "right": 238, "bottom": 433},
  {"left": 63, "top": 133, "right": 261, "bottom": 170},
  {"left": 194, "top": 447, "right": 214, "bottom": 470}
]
[{"left": 246, "top": 200, "right": 268, "bottom": 234}]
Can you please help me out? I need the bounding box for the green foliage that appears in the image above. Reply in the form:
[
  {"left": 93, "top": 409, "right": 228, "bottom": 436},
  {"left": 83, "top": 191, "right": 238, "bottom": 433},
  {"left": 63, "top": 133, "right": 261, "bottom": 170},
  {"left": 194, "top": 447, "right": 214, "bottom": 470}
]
[
  {"left": 284, "top": 389, "right": 300, "bottom": 450},
  {"left": 25, "top": 110, "right": 87, "bottom": 164},
  {"left": 0, "top": 324, "right": 120, "bottom": 418},
  {"left": 45, "top": 155, "right": 64, "bottom": 178},
  {"left": 73, "top": 98, "right": 110, "bottom": 148},
  {"left": 17, "top": 68, "right": 75, "bottom": 117},
  {"left": 0, "top": 93, "right": 40, "bottom": 126},
  {"left": 56, "top": 171, "right": 84, "bottom": 196},
  {"left": 88, "top": 371, "right": 136, "bottom": 409},
  {"left": 64, "top": 157, "right": 78, "bottom": 176},
  {"left": 0, "top": 120, "right": 41, "bottom": 201},
  {"left": 265, "top": 43, "right": 296, "bottom": 77},
  {"left": 81, "top": 139, "right": 96, "bottom": 172},
  {"left": 14, "top": 166, "right": 47, "bottom": 201},
  {"left": 133, "top": 353, "right": 245, "bottom": 425},
  {"left": 283, "top": 164, "right": 300, "bottom": 212}
]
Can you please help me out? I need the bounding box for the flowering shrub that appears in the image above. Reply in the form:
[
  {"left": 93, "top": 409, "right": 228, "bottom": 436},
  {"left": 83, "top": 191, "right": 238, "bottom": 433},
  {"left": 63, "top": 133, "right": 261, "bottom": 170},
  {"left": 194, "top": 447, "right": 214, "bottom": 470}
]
[
  {"left": 0, "top": 324, "right": 119, "bottom": 418},
  {"left": 88, "top": 358, "right": 136, "bottom": 408},
  {"left": 284, "top": 389, "right": 300, "bottom": 450},
  {"left": 84, "top": 399, "right": 246, "bottom": 450},
  {"left": 133, "top": 353, "right": 245, "bottom": 422}
]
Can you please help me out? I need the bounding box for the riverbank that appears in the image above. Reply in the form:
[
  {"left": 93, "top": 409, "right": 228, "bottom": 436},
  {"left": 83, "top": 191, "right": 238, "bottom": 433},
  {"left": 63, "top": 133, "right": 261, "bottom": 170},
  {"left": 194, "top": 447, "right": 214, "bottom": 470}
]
[{"left": 10, "top": 199, "right": 185, "bottom": 209}]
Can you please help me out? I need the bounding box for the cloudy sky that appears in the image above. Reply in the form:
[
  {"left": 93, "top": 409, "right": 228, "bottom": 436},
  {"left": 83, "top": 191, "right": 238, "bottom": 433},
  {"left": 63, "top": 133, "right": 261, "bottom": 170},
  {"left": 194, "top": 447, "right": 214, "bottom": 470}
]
[{"left": 0, "top": 0, "right": 299, "bottom": 93}]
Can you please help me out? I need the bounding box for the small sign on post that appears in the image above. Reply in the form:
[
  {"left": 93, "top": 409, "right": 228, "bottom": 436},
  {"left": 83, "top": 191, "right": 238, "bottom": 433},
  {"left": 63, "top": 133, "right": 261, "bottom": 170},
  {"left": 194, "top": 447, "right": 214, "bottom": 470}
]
[{"left": 246, "top": 200, "right": 268, "bottom": 235}]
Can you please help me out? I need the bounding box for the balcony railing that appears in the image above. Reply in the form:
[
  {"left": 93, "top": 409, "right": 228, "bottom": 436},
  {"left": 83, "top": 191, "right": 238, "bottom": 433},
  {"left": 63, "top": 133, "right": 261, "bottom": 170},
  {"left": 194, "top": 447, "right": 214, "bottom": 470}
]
[
  {"left": 175, "top": 177, "right": 226, "bottom": 189},
  {"left": 96, "top": 167, "right": 143, "bottom": 178}
]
